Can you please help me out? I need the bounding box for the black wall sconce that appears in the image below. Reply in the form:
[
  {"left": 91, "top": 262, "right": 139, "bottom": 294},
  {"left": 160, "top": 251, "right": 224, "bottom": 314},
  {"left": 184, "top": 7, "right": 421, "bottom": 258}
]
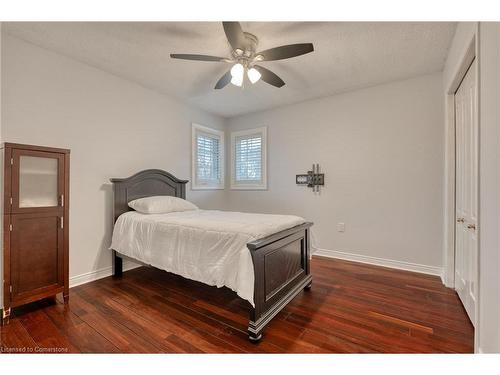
[{"left": 296, "top": 164, "right": 325, "bottom": 192}]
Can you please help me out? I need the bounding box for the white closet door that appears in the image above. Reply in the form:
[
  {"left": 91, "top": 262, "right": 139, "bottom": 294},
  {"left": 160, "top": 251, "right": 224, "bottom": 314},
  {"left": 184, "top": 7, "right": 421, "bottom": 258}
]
[{"left": 454, "top": 58, "right": 478, "bottom": 325}]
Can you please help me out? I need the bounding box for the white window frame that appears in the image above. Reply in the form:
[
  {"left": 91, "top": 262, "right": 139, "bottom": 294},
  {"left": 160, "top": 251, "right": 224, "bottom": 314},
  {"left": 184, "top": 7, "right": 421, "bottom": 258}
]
[
  {"left": 230, "top": 126, "right": 267, "bottom": 190},
  {"left": 191, "top": 123, "right": 225, "bottom": 190}
]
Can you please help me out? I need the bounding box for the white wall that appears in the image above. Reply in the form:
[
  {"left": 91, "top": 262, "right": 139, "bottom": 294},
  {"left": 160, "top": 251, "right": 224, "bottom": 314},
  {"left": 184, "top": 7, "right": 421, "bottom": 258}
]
[
  {"left": 226, "top": 73, "right": 444, "bottom": 272},
  {"left": 0, "top": 34, "right": 228, "bottom": 292},
  {"left": 477, "top": 22, "right": 500, "bottom": 354},
  {"left": 443, "top": 23, "right": 478, "bottom": 90}
]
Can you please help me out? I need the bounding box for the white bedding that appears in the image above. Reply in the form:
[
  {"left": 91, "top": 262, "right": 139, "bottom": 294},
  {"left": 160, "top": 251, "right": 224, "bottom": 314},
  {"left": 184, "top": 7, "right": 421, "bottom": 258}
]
[{"left": 110, "top": 209, "right": 305, "bottom": 306}]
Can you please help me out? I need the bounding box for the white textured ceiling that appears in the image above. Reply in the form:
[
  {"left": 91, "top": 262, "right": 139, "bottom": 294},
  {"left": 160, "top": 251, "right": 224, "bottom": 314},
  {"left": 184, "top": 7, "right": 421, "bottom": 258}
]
[{"left": 4, "top": 22, "right": 456, "bottom": 118}]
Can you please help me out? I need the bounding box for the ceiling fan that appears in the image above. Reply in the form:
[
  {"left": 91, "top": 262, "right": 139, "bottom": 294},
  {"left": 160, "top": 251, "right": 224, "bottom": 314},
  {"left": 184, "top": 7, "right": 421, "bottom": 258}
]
[{"left": 170, "top": 22, "right": 314, "bottom": 89}]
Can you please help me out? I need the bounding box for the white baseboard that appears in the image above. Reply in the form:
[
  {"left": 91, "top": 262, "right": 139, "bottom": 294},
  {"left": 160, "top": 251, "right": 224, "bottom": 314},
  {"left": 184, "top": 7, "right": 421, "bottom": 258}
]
[
  {"left": 0, "top": 259, "right": 141, "bottom": 309},
  {"left": 313, "top": 248, "right": 443, "bottom": 277},
  {"left": 69, "top": 249, "right": 443, "bottom": 289},
  {"left": 69, "top": 260, "right": 141, "bottom": 288},
  {"left": 440, "top": 271, "right": 447, "bottom": 286}
]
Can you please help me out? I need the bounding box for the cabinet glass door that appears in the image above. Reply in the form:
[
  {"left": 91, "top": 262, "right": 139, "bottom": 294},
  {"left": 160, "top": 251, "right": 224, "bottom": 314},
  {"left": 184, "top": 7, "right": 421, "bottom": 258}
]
[
  {"left": 19, "top": 155, "right": 59, "bottom": 208},
  {"left": 11, "top": 149, "right": 64, "bottom": 213}
]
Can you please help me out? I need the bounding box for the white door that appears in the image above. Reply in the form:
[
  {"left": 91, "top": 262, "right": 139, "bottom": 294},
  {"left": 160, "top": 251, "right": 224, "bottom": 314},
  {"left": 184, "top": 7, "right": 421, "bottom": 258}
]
[{"left": 454, "top": 58, "right": 478, "bottom": 325}]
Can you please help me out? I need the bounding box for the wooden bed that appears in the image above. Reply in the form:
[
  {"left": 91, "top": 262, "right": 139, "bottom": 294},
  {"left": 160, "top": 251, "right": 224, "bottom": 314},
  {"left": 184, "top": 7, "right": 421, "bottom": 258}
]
[{"left": 110, "top": 169, "right": 312, "bottom": 341}]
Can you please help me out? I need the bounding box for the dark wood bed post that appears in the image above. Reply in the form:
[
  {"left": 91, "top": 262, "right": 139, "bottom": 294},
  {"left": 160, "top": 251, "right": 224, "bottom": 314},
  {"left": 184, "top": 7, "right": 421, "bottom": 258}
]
[
  {"left": 110, "top": 169, "right": 312, "bottom": 342},
  {"left": 113, "top": 250, "right": 123, "bottom": 277}
]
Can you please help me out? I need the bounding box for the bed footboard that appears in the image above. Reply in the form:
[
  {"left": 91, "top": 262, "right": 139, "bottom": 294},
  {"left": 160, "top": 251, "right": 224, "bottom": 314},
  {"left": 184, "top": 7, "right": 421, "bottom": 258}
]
[{"left": 247, "top": 222, "right": 313, "bottom": 341}]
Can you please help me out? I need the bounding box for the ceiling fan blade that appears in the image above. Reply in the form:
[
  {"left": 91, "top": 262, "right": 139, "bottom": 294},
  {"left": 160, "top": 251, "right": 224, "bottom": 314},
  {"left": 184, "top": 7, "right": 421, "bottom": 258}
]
[
  {"left": 214, "top": 70, "right": 232, "bottom": 89},
  {"left": 256, "top": 43, "right": 314, "bottom": 61},
  {"left": 253, "top": 65, "right": 285, "bottom": 88},
  {"left": 222, "top": 22, "right": 246, "bottom": 51},
  {"left": 170, "top": 54, "right": 228, "bottom": 62}
]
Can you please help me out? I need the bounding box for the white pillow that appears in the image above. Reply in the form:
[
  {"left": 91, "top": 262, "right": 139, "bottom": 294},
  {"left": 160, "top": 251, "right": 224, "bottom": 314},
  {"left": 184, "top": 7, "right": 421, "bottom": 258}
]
[{"left": 128, "top": 196, "right": 198, "bottom": 214}]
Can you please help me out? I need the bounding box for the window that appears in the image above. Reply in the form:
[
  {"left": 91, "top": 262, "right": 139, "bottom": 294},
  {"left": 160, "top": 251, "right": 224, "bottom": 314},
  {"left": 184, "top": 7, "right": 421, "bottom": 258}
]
[
  {"left": 231, "top": 127, "right": 267, "bottom": 190},
  {"left": 192, "top": 123, "right": 224, "bottom": 190}
]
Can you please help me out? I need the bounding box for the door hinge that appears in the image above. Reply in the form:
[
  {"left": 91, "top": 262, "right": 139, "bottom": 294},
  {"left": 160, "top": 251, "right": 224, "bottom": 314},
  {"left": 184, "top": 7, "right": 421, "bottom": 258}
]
[
  {"left": 9, "top": 197, "right": 13, "bottom": 205},
  {"left": 9, "top": 285, "right": 12, "bottom": 293},
  {"left": 60, "top": 217, "right": 64, "bottom": 229},
  {"left": 60, "top": 194, "right": 64, "bottom": 207},
  {"left": 10, "top": 158, "right": 13, "bottom": 165},
  {"left": 2, "top": 307, "right": 10, "bottom": 320},
  {"left": 9, "top": 224, "right": 12, "bottom": 232}
]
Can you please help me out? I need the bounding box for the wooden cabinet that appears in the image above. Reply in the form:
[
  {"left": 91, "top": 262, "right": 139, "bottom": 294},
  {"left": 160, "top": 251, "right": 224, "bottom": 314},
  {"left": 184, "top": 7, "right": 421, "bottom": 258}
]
[{"left": 2, "top": 143, "right": 70, "bottom": 324}]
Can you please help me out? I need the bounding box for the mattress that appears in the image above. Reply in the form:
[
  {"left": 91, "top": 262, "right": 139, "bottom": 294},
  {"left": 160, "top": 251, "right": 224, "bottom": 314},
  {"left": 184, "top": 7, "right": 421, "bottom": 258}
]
[{"left": 110, "top": 209, "right": 305, "bottom": 306}]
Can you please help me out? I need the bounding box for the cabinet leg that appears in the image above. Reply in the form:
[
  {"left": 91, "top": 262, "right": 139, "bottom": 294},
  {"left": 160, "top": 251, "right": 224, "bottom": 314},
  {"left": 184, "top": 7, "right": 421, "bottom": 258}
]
[{"left": 63, "top": 293, "right": 69, "bottom": 304}]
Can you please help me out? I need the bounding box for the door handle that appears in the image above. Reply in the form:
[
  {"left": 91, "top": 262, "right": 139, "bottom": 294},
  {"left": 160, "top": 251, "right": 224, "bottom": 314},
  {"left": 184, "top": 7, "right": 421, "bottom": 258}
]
[
  {"left": 467, "top": 224, "right": 476, "bottom": 230},
  {"left": 457, "top": 218, "right": 465, "bottom": 223}
]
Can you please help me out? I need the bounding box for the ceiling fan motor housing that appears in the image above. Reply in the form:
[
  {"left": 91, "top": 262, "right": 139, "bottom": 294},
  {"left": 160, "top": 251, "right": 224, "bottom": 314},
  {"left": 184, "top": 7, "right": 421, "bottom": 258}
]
[{"left": 233, "top": 32, "right": 259, "bottom": 61}]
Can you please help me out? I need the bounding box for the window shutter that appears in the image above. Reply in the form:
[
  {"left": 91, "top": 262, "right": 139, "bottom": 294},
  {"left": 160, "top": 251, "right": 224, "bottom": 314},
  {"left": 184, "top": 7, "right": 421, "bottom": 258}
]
[
  {"left": 192, "top": 124, "right": 224, "bottom": 189},
  {"left": 230, "top": 126, "right": 267, "bottom": 190},
  {"left": 196, "top": 132, "right": 221, "bottom": 184},
  {"left": 235, "top": 135, "right": 262, "bottom": 182}
]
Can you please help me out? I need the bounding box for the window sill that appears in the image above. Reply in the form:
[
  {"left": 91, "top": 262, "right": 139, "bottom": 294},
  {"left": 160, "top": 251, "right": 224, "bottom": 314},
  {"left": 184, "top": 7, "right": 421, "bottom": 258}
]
[
  {"left": 191, "top": 185, "right": 225, "bottom": 191},
  {"left": 230, "top": 184, "right": 267, "bottom": 191}
]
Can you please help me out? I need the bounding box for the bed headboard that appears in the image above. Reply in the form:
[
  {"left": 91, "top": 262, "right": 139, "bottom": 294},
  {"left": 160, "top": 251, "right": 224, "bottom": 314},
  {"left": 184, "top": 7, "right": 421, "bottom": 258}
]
[{"left": 110, "top": 169, "right": 189, "bottom": 222}]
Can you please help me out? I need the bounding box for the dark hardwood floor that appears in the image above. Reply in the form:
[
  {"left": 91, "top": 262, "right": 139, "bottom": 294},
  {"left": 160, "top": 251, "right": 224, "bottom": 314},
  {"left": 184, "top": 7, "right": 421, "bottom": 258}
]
[{"left": 0, "top": 257, "right": 474, "bottom": 353}]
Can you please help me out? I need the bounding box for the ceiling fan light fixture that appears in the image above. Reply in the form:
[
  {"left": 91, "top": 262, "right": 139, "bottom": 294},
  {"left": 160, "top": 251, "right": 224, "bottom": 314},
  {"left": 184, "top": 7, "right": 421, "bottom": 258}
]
[
  {"left": 247, "top": 67, "right": 262, "bottom": 84},
  {"left": 230, "top": 63, "right": 244, "bottom": 87},
  {"left": 231, "top": 75, "right": 243, "bottom": 87}
]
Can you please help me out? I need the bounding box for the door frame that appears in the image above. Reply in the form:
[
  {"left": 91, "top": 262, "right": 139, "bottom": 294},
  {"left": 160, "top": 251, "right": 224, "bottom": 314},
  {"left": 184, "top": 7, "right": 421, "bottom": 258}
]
[{"left": 443, "top": 28, "right": 480, "bottom": 351}]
